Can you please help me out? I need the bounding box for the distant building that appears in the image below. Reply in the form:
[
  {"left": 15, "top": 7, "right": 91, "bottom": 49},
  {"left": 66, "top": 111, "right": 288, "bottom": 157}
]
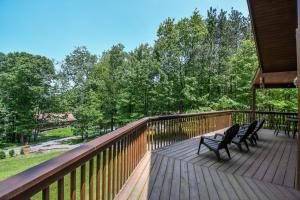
[{"left": 37, "top": 113, "right": 76, "bottom": 123}]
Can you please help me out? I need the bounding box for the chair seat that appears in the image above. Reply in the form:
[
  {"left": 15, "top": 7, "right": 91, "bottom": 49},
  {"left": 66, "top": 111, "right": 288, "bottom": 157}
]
[
  {"left": 203, "top": 139, "right": 219, "bottom": 150},
  {"left": 232, "top": 136, "right": 240, "bottom": 144}
]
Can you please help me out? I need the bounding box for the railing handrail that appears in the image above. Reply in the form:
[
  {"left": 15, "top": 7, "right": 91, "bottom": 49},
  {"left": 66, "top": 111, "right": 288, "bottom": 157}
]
[
  {"left": 149, "top": 110, "right": 233, "bottom": 120},
  {"left": 234, "top": 110, "right": 297, "bottom": 115},
  {"left": 0, "top": 110, "right": 233, "bottom": 200}
]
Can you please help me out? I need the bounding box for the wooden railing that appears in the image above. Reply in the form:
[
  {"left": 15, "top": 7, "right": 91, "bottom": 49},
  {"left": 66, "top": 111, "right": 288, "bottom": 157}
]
[
  {"left": 0, "top": 111, "right": 232, "bottom": 200},
  {"left": 232, "top": 110, "right": 298, "bottom": 129},
  {"left": 147, "top": 111, "right": 232, "bottom": 150},
  {"left": 0, "top": 110, "right": 297, "bottom": 200}
]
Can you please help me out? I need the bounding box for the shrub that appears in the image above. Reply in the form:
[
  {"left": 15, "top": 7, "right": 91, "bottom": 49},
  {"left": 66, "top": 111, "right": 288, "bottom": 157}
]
[
  {"left": 9, "top": 149, "right": 15, "bottom": 157},
  {"left": 0, "top": 150, "right": 6, "bottom": 159}
]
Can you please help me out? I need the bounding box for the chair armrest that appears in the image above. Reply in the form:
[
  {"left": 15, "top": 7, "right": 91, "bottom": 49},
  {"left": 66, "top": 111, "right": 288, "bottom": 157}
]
[
  {"left": 240, "top": 125, "right": 249, "bottom": 130},
  {"left": 236, "top": 129, "right": 246, "bottom": 137},
  {"left": 214, "top": 133, "right": 225, "bottom": 140},
  {"left": 202, "top": 136, "right": 221, "bottom": 143}
]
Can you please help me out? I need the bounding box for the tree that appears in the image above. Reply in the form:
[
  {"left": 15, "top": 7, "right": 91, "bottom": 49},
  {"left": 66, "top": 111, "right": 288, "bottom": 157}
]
[
  {"left": 155, "top": 10, "right": 207, "bottom": 112},
  {"left": 118, "top": 44, "right": 161, "bottom": 120},
  {"left": 0, "top": 52, "right": 55, "bottom": 143},
  {"left": 92, "top": 44, "right": 127, "bottom": 130},
  {"left": 60, "top": 47, "right": 100, "bottom": 139},
  {"left": 61, "top": 46, "right": 97, "bottom": 90}
]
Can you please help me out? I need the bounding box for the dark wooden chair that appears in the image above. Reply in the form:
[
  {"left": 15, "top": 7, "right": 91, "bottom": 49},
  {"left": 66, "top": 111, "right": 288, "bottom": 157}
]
[
  {"left": 197, "top": 124, "right": 240, "bottom": 161},
  {"left": 249, "top": 118, "right": 265, "bottom": 145},
  {"left": 232, "top": 121, "right": 257, "bottom": 151}
]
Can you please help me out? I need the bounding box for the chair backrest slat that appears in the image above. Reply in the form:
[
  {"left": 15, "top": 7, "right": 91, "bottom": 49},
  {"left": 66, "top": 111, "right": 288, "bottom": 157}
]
[
  {"left": 254, "top": 118, "right": 265, "bottom": 133},
  {"left": 240, "top": 121, "right": 257, "bottom": 141},
  {"left": 221, "top": 124, "right": 240, "bottom": 146}
]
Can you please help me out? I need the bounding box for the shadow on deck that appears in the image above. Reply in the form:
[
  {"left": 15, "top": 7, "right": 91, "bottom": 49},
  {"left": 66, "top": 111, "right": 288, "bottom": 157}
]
[{"left": 116, "top": 129, "right": 300, "bottom": 200}]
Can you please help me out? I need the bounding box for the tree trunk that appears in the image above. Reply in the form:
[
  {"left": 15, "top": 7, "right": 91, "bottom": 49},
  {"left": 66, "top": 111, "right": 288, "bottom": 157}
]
[
  {"left": 111, "top": 113, "right": 114, "bottom": 132},
  {"left": 20, "top": 134, "right": 24, "bottom": 144}
]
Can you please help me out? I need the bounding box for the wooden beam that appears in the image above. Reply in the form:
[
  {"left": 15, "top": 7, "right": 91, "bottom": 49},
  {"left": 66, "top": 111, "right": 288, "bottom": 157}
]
[{"left": 253, "top": 69, "right": 297, "bottom": 88}]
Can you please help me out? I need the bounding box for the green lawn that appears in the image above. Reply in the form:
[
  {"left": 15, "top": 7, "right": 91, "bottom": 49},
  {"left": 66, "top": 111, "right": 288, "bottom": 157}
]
[
  {"left": 0, "top": 151, "right": 65, "bottom": 181},
  {"left": 1, "top": 148, "right": 120, "bottom": 200},
  {"left": 38, "top": 127, "right": 74, "bottom": 140}
]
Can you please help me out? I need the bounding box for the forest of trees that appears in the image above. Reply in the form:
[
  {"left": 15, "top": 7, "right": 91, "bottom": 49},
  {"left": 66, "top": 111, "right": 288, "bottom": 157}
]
[{"left": 0, "top": 9, "right": 297, "bottom": 143}]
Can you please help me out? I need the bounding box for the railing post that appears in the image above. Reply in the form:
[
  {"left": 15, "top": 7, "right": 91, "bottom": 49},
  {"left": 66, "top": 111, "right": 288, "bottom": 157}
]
[
  {"left": 229, "top": 112, "right": 233, "bottom": 127},
  {"left": 251, "top": 87, "right": 256, "bottom": 121}
]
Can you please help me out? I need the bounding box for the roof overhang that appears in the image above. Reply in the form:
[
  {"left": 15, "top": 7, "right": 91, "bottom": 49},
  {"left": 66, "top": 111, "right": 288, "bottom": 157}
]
[
  {"left": 248, "top": 0, "right": 297, "bottom": 73},
  {"left": 252, "top": 68, "right": 297, "bottom": 88}
]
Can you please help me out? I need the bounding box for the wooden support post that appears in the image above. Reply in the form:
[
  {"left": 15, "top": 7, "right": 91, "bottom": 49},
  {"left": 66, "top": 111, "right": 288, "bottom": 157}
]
[
  {"left": 296, "top": 0, "right": 300, "bottom": 190},
  {"left": 251, "top": 87, "right": 256, "bottom": 121}
]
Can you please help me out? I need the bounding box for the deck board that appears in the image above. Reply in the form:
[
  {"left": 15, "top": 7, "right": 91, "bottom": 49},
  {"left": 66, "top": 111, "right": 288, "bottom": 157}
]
[{"left": 115, "top": 129, "right": 300, "bottom": 200}]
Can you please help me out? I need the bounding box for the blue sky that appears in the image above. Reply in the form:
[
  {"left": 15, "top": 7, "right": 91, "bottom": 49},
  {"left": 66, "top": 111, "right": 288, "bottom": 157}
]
[{"left": 0, "top": 0, "right": 248, "bottom": 61}]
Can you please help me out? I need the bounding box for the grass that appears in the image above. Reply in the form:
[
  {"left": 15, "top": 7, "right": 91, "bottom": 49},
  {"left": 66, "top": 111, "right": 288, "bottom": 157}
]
[
  {"left": 1, "top": 140, "right": 128, "bottom": 200},
  {"left": 0, "top": 129, "right": 117, "bottom": 199},
  {"left": 0, "top": 151, "right": 65, "bottom": 181},
  {"left": 38, "top": 127, "right": 74, "bottom": 141}
]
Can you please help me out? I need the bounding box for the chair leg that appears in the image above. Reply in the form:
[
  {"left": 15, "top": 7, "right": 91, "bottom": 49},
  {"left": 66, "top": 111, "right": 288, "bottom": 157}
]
[
  {"left": 244, "top": 141, "right": 249, "bottom": 151},
  {"left": 237, "top": 143, "right": 243, "bottom": 152},
  {"left": 215, "top": 150, "right": 221, "bottom": 161},
  {"left": 253, "top": 137, "right": 257, "bottom": 145},
  {"left": 254, "top": 133, "right": 259, "bottom": 140},
  {"left": 225, "top": 146, "right": 231, "bottom": 159},
  {"left": 197, "top": 138, "right": 203, "bottom": 154},
  {"left": 248, "top": 138, "right": 254, "bottom": 146},
  {"left": 251, "top": 136, "right": 257, "bottom": 145}
]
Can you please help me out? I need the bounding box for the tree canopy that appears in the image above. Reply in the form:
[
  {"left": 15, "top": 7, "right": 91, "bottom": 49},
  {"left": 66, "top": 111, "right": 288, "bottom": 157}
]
[{"left": 0, "top": 8, "right": 297, "bottom": 143}]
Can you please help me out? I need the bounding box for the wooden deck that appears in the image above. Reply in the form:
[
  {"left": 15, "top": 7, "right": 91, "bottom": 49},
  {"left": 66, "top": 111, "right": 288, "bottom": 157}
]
[{"left": 116, "top": 129, "right": 300, "bottom": 200}]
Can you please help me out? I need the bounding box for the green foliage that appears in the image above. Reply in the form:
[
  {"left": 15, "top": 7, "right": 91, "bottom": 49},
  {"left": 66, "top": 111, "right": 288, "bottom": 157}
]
[
  {"left": 0, "top": 150, "right": 6, "bottom": 159},
  {"left": 0, "top": 52, "right": 55, "bottom": 144},
  {"left": 0, "top": 8, "right": 297, "bottom": 144},
  {"left": 8, "top": 149, "right": 15, "bottom": 157}
]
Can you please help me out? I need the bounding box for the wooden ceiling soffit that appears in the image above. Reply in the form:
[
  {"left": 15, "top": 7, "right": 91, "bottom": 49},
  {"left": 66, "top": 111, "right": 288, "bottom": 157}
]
[{"left": 247, "top": 0, "right": 297, "bottom": 73}]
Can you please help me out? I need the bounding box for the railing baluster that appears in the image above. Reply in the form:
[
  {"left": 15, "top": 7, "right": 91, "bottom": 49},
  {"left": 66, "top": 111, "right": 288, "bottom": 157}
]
[
  {"left": 112, "top": 143, "right": 116, "bottom": 198},
  {"left": 58, "top": 178, "right": 64, "bottom": 200},
  {"left": 102, "top": 150, "right": 107, "bottom": 200},
  {"left": 133, "top": 131, "right": 136, "bottom": 168},
  {"left": 71, "top": 170, "right": 76, "bottom": 200},
  {"left": 121, "top": 138, "right": 125, "bottom": 186},
  {"left": 117, "top": 140, "right": 120, "bottom": 193},
  {"left": 128, "top": 134, "right": 132, "bottom": 176},
  {"left": 96, "top": 154, "right": 101, "bottom": 200},
  {"left": 124, "top": 136, "right": 128, "bottom": 180},
  {"left": 89, "top": 159, "right": 94, "bottom": 200},
  {"left": 42, "top": 186, "right": 49, "bottom": 200},
  {"left": 108, "top": 146, "right": 112, "bottom": 200},
  {"left": 81, "top": 164, "right": 86, "bottom": 200}
]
